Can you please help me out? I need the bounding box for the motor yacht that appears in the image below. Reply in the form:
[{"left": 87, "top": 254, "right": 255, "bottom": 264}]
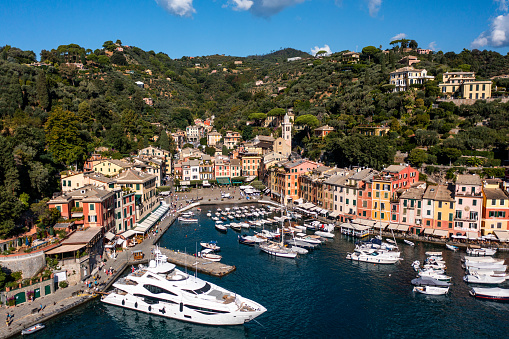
[
  {"left": 102, "top": 247, "right": 266, "bottom": 325},
  {"left": 346, "top": 249, "right": 402, "bottom": 264}
]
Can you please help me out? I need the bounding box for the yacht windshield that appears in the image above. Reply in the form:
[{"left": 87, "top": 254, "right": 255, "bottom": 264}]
[{"left": 183, "top": 283, "right": 212, "bottom": 295}]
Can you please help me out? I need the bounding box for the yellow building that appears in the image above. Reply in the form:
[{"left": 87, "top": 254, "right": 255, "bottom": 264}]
[
  {"left": 371, "top": 179, "right": 392, "bottom": 223},
  {"left": 431, "top": 185, "right": 455, "bottom": 235},
  {"left": 93, "top": 159, "right": 132, "bottom": 175},
  {"left": 439, "top": 72, "right": 492, "bottom": 99}
]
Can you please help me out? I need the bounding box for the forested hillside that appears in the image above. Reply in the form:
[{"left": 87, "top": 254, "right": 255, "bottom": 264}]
[{"left": 1, "top": 40, "right": 509, "bottom": 239}]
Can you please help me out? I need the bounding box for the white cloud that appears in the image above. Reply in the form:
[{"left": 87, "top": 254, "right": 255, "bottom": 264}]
[
  {"left": 367, "top": 0, "right": 382, "bottom": 17},
  {"left": 390, "top": 33, "right": 407, "bottom": 41},
  {"left": 428, "top": 41, "right": 437, "bottom": 51},
  {"left": 229, "top": 0, "right": 254, "bottom": 11},
  {"left": 496, "top": 0, "right": 509, "bottom": 11},
  {"left": 226, "top": 0, "right": 306, "bottom": 17},
  {"left": 471, "top": 13, "right": 509, "bottom": 48},
  {"left": 155, "top": 0, "right": 195, "bottom": 17},
  {"left": 311, "top": 44, "right": 332, "bottom": 57}
]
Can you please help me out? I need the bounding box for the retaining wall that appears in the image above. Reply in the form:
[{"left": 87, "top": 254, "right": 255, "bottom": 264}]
[{"left": 0, "top": 251, "right": 46, "bottom": 278}]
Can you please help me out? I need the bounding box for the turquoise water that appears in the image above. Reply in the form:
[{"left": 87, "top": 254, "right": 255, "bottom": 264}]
[{"left": 25, "top": 205, "right": 509, "bottom": 338}]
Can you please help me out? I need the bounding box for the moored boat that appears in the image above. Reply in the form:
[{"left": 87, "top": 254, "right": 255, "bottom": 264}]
[
  {"left": 200, "top": 241, "right": 221, "bottom": 252},
  {"left": 404, "top": 239, "right": 414, "bottom": 246},
  {"left": 238, "top": 235, "right": 256, "bottom": 246},
  {"left": 470, "top": 287, "right": 509, "bottom": 301},
  {"left": 446, "top": 244, "right": 458, "bottom": 251},
  {"left": 102, "top": 247, "right": 266, "bottom": 325},
  {"left": 178, "top": 217, "right": 198, "bottom": 223},
  {"left": 21, "top": 323, "right": 45, "bottom": 335},
  {"left": 200, "top": 249, "right": 222, "bottom": 262},
  {"left": 413, "top": 286, "right": 449, "bottom": 295}
]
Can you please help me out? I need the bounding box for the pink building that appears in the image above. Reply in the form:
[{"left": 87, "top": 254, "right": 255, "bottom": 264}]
[{"left": 454, "top": 174, "right": 482, "bottom": 237}]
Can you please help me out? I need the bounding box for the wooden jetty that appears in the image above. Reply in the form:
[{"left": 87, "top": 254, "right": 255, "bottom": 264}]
[{"left": 159, "top": 247, "right": 236, "bottom": 277}]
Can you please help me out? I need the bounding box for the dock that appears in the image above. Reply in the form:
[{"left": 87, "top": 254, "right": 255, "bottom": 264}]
[{"left": 159, "top": 247, "right": 236, "bottom": 277}]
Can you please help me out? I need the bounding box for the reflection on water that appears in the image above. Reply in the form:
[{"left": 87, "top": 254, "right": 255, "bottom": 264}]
[{"left": 28, "top": 204, "right": 509, "bottom": 339}]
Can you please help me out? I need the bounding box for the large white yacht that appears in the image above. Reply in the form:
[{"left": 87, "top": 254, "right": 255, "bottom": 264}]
[{"left": 101, "top": 247, "right": 266, "bottom": 325}]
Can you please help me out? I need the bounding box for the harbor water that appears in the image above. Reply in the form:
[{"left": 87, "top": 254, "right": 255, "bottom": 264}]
[{"left": 25, "top": 204, "right": 509, "bottom": 338}]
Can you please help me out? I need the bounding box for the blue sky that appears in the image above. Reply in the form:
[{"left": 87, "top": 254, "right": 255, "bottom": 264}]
[{"left": 2, "top": 0, "right": 509, "bottom": 59}]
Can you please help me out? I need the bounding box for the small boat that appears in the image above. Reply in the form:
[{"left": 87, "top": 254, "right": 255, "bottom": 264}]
[
  {"left": 404, "top": 239, "right": 415, "bottom": 246},
  {"left": 230, "top": 223, "right": 242, "bottom": 232},
  {"left": 470, "top": 287, "right": 509, "bottom": 301},
  {"left": 238, "top": 235, "right": 256, "bottom": 246},
  {"left": 463, "top": 256, "right": 503, "bottom": 263},
  {"left": 211, "top": 216, "right": 219, "bottom": 221},
  {"left": 200, "top": 241, "right": 221, "bottom": 252},
  {"left": 425, "top": 251, "right": 443, "bottom": 257},
  {"left": 411, "top": 277, "right": 451, "bottom": 287},
  {"left": 220, "top": 216, "right": 227, "bottom": 221},
  {"left": 446, "top": 244, "right": 458, "bottom": 251},
  {"left": 315, "top": 231, "right": 335, "bottom": 239},
  {"left": 178, "top": 217, "right": 198, "bottom": 223},
  {"left": 200, "top": 249, "right": 222, "bottom": 262},
  {"left": 463, "top": 274, "right": 508, "bottom": 284},
  {"left": 215, "top": 223, "right": 227, "bottom": 233},
  {"left": 385, "top": 239, "right": 396, "bottom": 245},
  {"left": 418, "top": 270, "right": 451, "bottom": 282},
  {"left": 206, "top": 212, "right": 212, "bottom": 217},
  {"left": 21, "top": 323, "right": 45, "bottom": 335},
  {"left": 413, "top": 286, "right": 449, "bottom": 295},
  {"left": 467, "top": 246, "right": 497, "bottom": 256}
]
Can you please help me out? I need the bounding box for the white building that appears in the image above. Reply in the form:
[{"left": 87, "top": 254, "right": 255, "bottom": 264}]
[{"left": 389, "top": 67, "right": 435, "bottom": 92}]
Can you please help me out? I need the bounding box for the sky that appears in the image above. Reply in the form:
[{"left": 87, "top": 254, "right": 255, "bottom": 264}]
[{"left": 2, "top": 0, "right": 509, "bottom": 59}]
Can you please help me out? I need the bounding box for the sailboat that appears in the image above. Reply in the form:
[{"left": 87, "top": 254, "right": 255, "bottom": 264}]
[{"left": 259, "top": 194, "right": 297, "bottom": 259}]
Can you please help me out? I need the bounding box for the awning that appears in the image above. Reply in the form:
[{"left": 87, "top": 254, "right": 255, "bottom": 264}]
[
  {"left": 388, "top": 223, "right": 399, "bottom": 230},
  {"left": 467, "top": 231, "right": 479, "bottom": 239},
  {"left": 202, "top": 180, "right": 211, "bottom": 187},
  {"left": 216, "top": 177, "right": 231, "bottom": 185},
  {"left": 433, "top": 229, "right": 449, "bottom": 237},
  {"left": 329, "top": 211, "right": 340, "bottom": 218},
  {"left": 423, "top": 228, "right": 434, "bottom": 235},
  {"left": 397, "top": 225, "right": 410, "bottom": 232},
  {"left": 180, "top": 180, "right": 191, "bottom": 186},
  {"left": 45, "top": 244, "right": 86, "bottom": 255},
  {"left": 294, "top": 198, "right": 304, "bottom": 205},
  {"left": 104, "top": 232, "right": 115, "bottom": 241},
  {"left": 116, "top": 238, "right": 125, "bottom": 245},
  {"left": 373, "top": 223, "right": 387, "bottom": 230},
  {"left": 494, "top": 230, "right": 509, "bottom": 242}
]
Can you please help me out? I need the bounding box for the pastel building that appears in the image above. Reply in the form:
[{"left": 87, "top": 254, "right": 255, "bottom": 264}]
[
  {"left": 454, "top": 174, "right": 482, "bottom": 237},
  {"left": 482, "top": 185, "right": 509, "bottom": 235}
]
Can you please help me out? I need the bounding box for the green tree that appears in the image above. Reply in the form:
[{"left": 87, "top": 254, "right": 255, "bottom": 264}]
[
  {"left": 295, "top": 114, "right": 319, "bottom": 138},
  {"left": 267, "top": 108, "right": 286, "bottom": 116},
  {"left": 159, "top": 130, "right": 170, "bottom": 151},
  {"left": 248, "top": 113, "right": 267, "bottom": 125},
  {"left": 78, "top": 101, "right": 93, "bottom": 124},
  {"left": 44, "top": 107, "right": 87, "bottom": 166},
  {"left": 0, "top": 187, "right": 24, "bottom": 239},
  {"left": 36, "top": 72, "right": 50, "bottom": 111},
  {"left": 205, "top": 146, "right": 215, "bottom": 156},
  {"left": 408, "top": 148, "right": 427, "bottom": 167}
]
